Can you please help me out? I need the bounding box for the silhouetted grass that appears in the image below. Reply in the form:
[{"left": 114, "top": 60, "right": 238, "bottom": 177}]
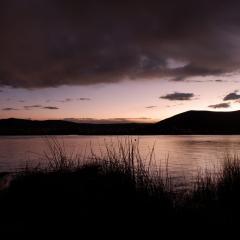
[{"left": 0, "top": 138, "right": 240, "bottom": 236}]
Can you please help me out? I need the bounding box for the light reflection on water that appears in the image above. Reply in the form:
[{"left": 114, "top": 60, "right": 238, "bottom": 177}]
[{"left": 0, "top": 135, "right": 240, "bottom": 180}]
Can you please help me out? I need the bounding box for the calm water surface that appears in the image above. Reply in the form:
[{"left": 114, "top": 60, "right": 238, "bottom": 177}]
[{"left": 1, "top": 135, "right": 240, "bottom": 179}]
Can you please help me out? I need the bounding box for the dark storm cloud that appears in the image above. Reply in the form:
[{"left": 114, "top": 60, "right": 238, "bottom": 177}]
[
  {"left": 160, "top": 92, "right": 194, "bottom": 101},
  {"left": 223, "top": 91, "right": 240, "bottom": 101},
  {"left": 208, "top": 102, "right": 231, "bottom": 108},
  {"left": 2, "top": 1, "right": 240, "bottom": 88},
  {"left": 2, "top": 107, "right": 18, "bottom": 111}
]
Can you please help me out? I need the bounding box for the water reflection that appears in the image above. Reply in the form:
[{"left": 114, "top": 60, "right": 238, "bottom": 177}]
[{"left": 0, "top": 135, "right": 240, "bottom": 179}]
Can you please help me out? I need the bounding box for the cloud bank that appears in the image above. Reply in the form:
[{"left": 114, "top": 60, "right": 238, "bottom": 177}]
[{"left": 1, "top": 1, "right": 240, "bottom": 88}]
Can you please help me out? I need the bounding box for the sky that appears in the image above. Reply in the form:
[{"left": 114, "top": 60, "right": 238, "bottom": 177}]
[{"left": 1, "top": 0, "right": 240, "bottom": 123}]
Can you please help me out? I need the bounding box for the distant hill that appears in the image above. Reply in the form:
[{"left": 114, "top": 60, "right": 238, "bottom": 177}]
[
  {"left": 0, "top": 118, "right": 149, "bottom": 135},
  {"left": 1, "top": 110, "right": 240, "bottom": 135},
  {"left": 0, "top": 118, "right": 81, "bottom": 135},
  {"left": 154, "top": 110, "right": 240, "bottom": 134}
]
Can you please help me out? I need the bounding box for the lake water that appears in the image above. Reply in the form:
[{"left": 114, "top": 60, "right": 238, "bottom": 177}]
[{"left": 1, "top": 135, "right": 240, "bottom": 179}]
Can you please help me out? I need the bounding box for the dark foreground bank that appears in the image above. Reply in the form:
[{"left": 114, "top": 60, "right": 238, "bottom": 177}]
[{"left": 0, "top": 139, "right": 240, "bottom": 236}]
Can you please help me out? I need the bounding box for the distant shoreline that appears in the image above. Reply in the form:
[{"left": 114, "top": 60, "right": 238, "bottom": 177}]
[{"left": 2, "top": 110, "right": 240, "bottom": 135}]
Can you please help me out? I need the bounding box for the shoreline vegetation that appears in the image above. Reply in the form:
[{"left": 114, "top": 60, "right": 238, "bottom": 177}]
[{"left": 1, "top": 138, "right": 240, "bottom": 235}]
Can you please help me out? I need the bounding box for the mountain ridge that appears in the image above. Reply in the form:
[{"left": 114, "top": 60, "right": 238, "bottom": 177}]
[
  {"left": 1, "top": 110, "right": 240, "bottom": 135},
  {"left": 155, "top": 110, "right": 240, "bottom": 134}
]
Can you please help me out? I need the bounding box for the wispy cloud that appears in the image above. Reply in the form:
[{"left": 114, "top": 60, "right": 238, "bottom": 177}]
[
  {"left": 58, "top": 98, "right": 91, "bottom": 103},
  {"left": 208, "top": 103, "right": 231, "bottom": 109},
  {"left": 64, "top": 117, "right": 152, "bottom": 124},
  {"left": 24, "top": 105, "right": 59, "bottom": 110},
  {"left": 146, "top": 106, "right": 157, "bottom": 109},
  {"left": 160, "top": 92, "right": 195, "bottom": 101},
  {"left": 43, "top": 106, "right": 59, "bottom": 110},
  {"left": 58, "top": 98, "right": 73, "bottom": 103},
  {"left": 2, "top": 107, "right": 18, "bottom": 111},
  {"left": 24, "top": 105, "right": 42, "bottom": 110},
  {"left": 165, "top": 103, "right": 184, "bottom": 108},
  {"left": 77, "top": 98, "right": 91, "bottom": 101},
  {"left": 186, "top": 79, "right": 227, "bottom": 83}
]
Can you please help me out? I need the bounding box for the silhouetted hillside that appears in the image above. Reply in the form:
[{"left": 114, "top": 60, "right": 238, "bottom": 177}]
[
  {"left": 1, "top": 110, "right": 240, "bottom": 135},
  {"left": 0, "top": 118, "right": 149, "bottom": 135},
  {"left": 155, "top": 110, "right": 240, "bottom": 134}
]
